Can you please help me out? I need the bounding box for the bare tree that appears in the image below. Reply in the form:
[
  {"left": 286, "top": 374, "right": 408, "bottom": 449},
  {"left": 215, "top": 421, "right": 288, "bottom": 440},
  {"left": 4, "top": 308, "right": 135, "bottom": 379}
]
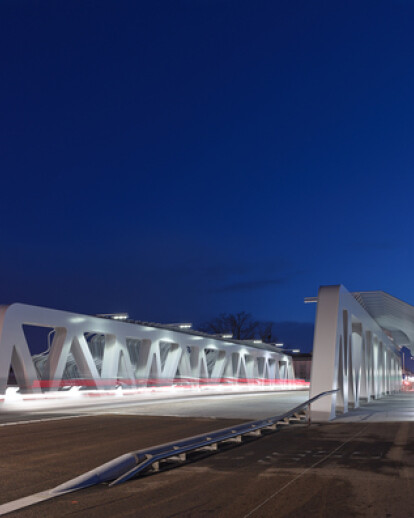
[
  {"left": 200, "top": 312, "right": 258, "bottom": 340},
  {"left": 258, "top": 321, "right": 274, "bottom": 343},
  {"left": 200, "top": 312, "right": 279, "bottom": 344}
]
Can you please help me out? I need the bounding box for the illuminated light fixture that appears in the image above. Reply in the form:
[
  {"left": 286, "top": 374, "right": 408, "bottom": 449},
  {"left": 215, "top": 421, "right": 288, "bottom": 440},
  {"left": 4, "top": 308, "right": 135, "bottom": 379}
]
[
  {"left": 221, "top": 334, "right": 233, "bottom": 339},
  {"left": 5, "top": 386, "right": 20, "bottom": 396},
  {"left": 69, "top": 316, "right": 86, "bottom": 324},
  {"left": 253, "top": 340, "right": 262, "bottom": 344},
  {"left": 96, "top": 313, "right": 129, "bottom": 320},
  {"left": 275, "top": 343, "right": 284, "bottom": 347},
  {"left": 165, "top": 323, "right": 192, "bottom": 329},
  {"left": 304, "top": 297, "right": 318, "bottom": 304},
  {"left": 282, "top": 347, "right": 301, "bottom": 353}
]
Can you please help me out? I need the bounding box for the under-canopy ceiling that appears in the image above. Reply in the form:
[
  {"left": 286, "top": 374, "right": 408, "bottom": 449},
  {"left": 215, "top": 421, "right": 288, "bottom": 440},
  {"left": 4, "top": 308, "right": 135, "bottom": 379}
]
[{"left": 352, "top": 291, "right": 414, "bottom": 348}]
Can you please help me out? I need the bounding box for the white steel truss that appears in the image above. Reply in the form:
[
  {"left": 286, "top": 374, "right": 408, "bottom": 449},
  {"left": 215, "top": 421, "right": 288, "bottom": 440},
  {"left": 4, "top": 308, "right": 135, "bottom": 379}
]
[
  {"left": 0, "top": 303, "right": 295, "bottom": 394},
  {"left": 310, "top": 285, "right": 402, "bottom": 420}
]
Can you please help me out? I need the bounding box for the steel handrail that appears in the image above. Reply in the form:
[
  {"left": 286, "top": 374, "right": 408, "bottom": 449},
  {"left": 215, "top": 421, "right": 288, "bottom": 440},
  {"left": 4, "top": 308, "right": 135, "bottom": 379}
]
[
  {"left": 52, "top": 388, "right": 338, "bottom": 493},
  {"left": 108, "top": 388, "right": 338, "bottom": 486}
]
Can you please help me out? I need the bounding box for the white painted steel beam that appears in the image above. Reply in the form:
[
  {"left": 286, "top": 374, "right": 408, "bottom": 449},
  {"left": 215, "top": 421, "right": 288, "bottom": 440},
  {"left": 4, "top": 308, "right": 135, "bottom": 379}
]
[
  {"left": 310, "top": 285, "right": 402, "bottom": 420},
  {"left": 0, "top": 303, "right": 295, "bottom": 394}
]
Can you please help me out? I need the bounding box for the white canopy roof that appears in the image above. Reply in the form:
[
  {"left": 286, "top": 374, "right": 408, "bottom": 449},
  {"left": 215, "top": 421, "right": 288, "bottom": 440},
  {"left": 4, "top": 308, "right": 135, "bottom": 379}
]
[{"left": 352, "top": 291, "right": 414, "bottom": 348}]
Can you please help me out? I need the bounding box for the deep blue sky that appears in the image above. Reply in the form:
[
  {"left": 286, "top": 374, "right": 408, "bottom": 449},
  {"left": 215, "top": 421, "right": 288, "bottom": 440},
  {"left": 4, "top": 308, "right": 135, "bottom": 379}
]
[{"left": 1, "top": 0, "right": 414, "bottom": 352}]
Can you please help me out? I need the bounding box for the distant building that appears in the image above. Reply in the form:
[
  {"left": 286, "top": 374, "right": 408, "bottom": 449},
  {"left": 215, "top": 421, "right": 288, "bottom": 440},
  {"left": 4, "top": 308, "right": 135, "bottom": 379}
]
[{"left": 292, "top": 353, "right": 312, "bottom": 381}]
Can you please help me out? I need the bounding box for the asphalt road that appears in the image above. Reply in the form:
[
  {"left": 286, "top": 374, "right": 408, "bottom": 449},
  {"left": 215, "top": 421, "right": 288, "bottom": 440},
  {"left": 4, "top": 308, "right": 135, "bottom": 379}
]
[
  {"left": 1, "top": 391, "right": 414, "bottom": 517},
  {"left": 0, "top": 412, "right": 413, "bottom": 517},
  {"left": 0, "top": 389, "right": 310, "bottom": 424}
]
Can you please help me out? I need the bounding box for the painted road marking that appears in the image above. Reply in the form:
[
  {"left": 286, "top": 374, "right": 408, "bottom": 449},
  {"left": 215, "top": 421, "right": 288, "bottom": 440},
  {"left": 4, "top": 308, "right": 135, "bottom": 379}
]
[
  {"left": 0, "top": 414, "right": 93, "bottom": 427},
  {"left": 243, "top": 425, "right": 370, "bottom": 518},
  {"left": 0, "top": 491, "right": 54, "bottom": 516}
]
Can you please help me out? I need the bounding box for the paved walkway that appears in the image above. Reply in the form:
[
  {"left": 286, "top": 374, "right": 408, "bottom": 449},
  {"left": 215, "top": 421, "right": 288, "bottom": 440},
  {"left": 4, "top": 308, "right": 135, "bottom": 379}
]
[{"left": 334, "top": 391, "right": 414, "bottom": 422}]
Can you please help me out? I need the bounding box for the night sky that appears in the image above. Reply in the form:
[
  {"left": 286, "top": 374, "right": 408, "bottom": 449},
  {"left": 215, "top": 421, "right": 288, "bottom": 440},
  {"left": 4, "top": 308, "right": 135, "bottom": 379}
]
[{"left": 2, "top": 1, "right": 414, "bottom": 353}]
